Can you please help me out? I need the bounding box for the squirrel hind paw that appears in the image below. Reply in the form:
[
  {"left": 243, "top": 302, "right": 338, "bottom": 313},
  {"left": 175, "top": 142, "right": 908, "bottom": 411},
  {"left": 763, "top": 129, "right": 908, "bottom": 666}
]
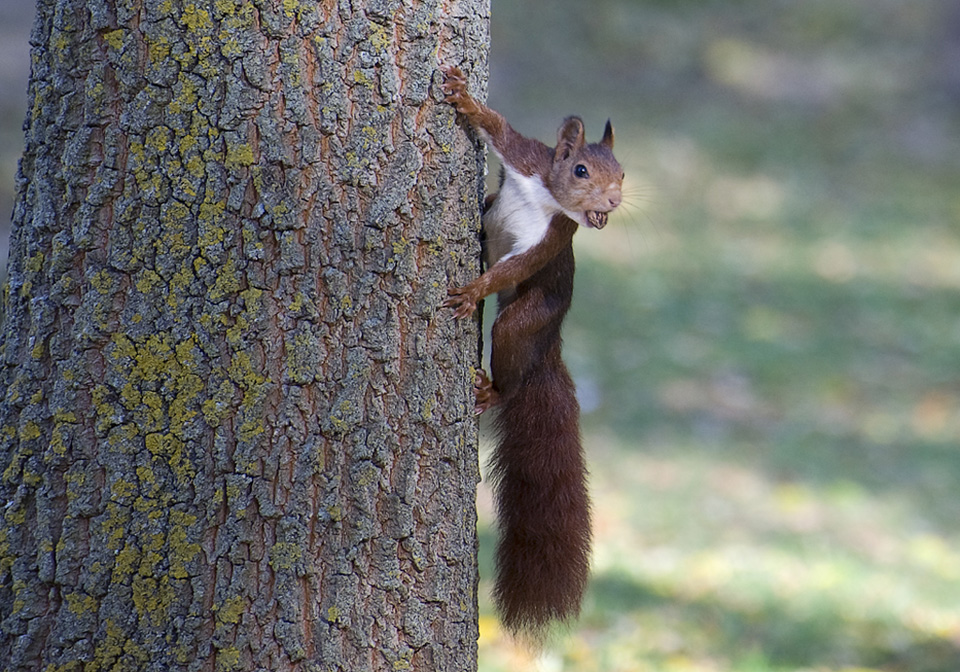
[{"left": 474, "top": 370, "right": 500, "bottom": 414}]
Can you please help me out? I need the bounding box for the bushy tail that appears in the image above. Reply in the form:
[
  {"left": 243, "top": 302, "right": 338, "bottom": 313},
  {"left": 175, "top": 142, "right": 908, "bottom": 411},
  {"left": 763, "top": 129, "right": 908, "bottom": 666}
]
[{"left": 489, "top": 356, "right": 591, "bottom": 640}]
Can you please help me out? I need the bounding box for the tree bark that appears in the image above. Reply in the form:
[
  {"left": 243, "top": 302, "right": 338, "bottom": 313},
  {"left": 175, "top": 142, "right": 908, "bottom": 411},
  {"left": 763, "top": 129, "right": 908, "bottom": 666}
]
[{"left": 0, "top": 1, "right": 488, "bottom": 670}]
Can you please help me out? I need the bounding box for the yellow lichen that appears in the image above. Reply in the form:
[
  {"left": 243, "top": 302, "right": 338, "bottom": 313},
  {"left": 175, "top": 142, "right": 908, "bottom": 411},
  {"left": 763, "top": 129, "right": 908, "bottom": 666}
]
[
  {"left": 224, "top": 142, "right": 254, "bottom": 169},
  {"left": 20, "top": 421, "right": 41, "bottom": 441},
  {"left": 54, "top": 409, "right": 77, "bottom": 424},
  {"left": 209, "top": 256, "right": 241, "bottom": 300},
  {"left": 103, "top": 29, "right": 124, "bottom": 49},
  {"left": 169, "top": 74, "right": 199, "bottom": 114},
  {"left": 66, "top": 591, "right": 98, "bottom": 615},
  {"left": 166, "top": 435, "right": 196, "bottom": 483},
  {"left": 421, "top": 395, "right": 435, "bottom": 421},
  {"left": 145, "top": 126, "right": 171, "bottom": 155},
  {"left": 216, "top": 647, "right": 241, "bottom": 671},
  {"left": 49, "top": 426, "right": 68, "bottom": 457},
  {"left": 25, "top": 251, "right": 44, "bottom": 273},
  {"left": 186, "top": 153, "right": 205, "bottom": 178},
  {"left": 181, "top": 3, "right": 212, "bottom": 32},
  {"left": 148, "top": 34, "right": 172, "bottom": 64},
  {"left": 91, "top": 619, "right": 148, "bottom": 669},
  {"left": 90, "top": 269, "right": 114, "bottom": 295},
  {"left": 120, "top": 382, "right": 141, "bottom": 410},
  {"left": 198, "top": 222, "right": 226, "bottom": 250},
  {"left": 353, "top": 69, "right": 374, "bottom": 88},
  {"left": 202, "top": 379, "right": 236, "bottom": 426},
  {"left": 112, "top": 542, "right": 138, "bottom": 581},
  {"left": 215, "top": 595, "right": 246, "bottom": 625},
  {"left": 370, "top": 23, "right": 391, "bottom": 52},
  {"left": 136, "top": 465, "right": 156, "bottom": 488},
  {"left": 131, "top": 574, "right": 173, "bottom": 627},
  {"left": 111, "top": 477, "right": 135, "bottom": 501},
  {"left": 168, "top": 510, "right": 200, "bottom": 579},
  {"left": 214, "top": 0, "right": 236, "bottom": 16},
  {"left": 268, "top": 542, "right": 302, "bottom": 571},
  {"left": 102, "top": 502, "right": 129, "bottom": 550}
]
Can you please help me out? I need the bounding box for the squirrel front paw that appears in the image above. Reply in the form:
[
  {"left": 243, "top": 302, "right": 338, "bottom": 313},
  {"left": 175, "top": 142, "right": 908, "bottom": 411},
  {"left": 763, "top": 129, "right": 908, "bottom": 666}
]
[
  {"left": 443, "top": 285, "right": 479, "bottom": 319},
  {"left": 440, "top": 66, "right": 476, "bottom": 115}
]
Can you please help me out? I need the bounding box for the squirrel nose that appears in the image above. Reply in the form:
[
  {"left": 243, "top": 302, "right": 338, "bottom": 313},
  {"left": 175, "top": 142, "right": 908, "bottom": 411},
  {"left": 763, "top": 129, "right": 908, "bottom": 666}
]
[{"left": 607, "top": 193, "right": 622, "bottom": 209}]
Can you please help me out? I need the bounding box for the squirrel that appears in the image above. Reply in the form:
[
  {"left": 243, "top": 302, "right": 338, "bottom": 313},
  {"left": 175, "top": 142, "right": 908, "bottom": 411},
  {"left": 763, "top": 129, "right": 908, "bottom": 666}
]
[{"left": 440, "top": 65, "right": 623, "bottom": 638}]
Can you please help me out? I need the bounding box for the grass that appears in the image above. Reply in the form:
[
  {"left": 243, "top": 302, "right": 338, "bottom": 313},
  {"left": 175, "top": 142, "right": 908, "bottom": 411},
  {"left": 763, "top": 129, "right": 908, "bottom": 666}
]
[{"left": 477, "top": 0, "right": 960, "bottom": 670}]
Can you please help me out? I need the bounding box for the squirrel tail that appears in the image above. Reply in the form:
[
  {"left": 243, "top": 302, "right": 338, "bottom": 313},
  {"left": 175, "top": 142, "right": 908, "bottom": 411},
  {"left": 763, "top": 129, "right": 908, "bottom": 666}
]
[{"left": 489, "top": 352, "right": 591, "bottom": 639}]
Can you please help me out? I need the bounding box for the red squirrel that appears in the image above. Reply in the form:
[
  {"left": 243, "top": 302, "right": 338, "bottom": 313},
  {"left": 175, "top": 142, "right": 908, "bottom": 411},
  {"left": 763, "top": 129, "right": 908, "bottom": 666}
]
[{"left": 440, "top": 66, "right": 623, "bottom": 638}]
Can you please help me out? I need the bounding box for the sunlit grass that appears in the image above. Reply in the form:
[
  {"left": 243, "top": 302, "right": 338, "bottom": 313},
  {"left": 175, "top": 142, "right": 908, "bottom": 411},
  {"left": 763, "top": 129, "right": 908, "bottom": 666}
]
[{"left": 478, "top": 433, "right": 960, "bottom": 671}]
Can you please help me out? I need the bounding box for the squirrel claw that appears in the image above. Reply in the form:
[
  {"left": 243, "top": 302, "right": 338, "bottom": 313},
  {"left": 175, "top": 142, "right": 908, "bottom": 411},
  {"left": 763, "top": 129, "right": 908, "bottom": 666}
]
[
  {"left": 441, "top": 65, "right": 463, "bottom": 79},
  {"left": 443, "top": 286, "right": 477, "bottom": 319},
  {"left": 440, "top": 65, "right": 471, "bottom": 109},
  {"left": 441, "top": 65, "right": 465, "bottom": 89},
  {"left": 474, "top": 370, "right": 499, "bottom": 414}
]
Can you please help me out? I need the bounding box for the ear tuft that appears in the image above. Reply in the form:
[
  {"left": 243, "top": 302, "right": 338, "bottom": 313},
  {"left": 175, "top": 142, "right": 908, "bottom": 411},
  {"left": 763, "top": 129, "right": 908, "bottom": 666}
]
[
  {"left": 556, "top": 116, "right": 586, "bottom": 161},
  {"left": 601, "top": 119, "right": 615, "bottom": 149}
]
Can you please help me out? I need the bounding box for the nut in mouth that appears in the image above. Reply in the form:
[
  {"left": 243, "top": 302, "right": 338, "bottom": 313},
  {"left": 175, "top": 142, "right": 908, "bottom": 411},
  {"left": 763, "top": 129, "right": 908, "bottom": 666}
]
[{"left": 586, "top": 211, "right": 609, "bottom": 229}]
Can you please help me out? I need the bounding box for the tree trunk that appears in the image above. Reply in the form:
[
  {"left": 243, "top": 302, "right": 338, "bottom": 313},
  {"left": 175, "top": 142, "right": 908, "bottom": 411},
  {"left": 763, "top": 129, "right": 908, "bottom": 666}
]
[{"left": 0, "top": 1, "right": 488, "bottom": 670}]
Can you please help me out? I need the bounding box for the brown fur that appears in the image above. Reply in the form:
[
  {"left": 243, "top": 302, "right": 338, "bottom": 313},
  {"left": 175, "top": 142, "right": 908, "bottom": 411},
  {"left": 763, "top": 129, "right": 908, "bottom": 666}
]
[
  {"left": 441, "top": 69, "right": 552, "bottom": 178},
  {"left": 443, "top": 214, "right": 577, "bottom": 320},
  {"left": 441, "top": 65, "right": 621, "bottom": 639},
  {"left": 487, "top": 216, "right": 591, "bottom": 638}
]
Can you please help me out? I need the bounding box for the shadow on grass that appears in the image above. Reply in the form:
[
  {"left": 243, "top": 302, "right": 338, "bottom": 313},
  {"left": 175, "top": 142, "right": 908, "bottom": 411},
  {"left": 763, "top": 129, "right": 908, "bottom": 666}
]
[{"left": 588, "top": 571, "right": 960, "bottom": 672}]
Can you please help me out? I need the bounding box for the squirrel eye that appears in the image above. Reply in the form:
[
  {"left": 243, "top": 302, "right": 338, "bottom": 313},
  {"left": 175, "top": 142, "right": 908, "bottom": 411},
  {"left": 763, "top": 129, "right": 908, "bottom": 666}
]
[{"left": 574, "top": 164, "right": 589, "bottom": 179}]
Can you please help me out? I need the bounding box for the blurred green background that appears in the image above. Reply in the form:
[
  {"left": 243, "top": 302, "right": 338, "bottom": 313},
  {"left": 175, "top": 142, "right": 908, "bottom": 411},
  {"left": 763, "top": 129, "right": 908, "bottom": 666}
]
[
  {"left": 479, "top": 1, "right": 960, "bottom": 671},
  {"left": 3, "top": 1, "right": 960, "bottom": 670},
  {"left": 0, "top": 3, "right": 31, "bottom": 272}
]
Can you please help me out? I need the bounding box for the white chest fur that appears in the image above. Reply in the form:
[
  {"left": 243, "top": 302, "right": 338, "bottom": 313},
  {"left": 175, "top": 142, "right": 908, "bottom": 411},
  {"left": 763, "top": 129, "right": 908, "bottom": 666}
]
[{"left": 482, "top": 166, "right": 584, "bottom": 268}]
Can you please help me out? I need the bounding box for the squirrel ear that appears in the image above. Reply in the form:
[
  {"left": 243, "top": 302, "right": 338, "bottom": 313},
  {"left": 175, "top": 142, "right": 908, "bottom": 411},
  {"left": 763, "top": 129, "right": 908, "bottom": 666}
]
[
  {"left": 601, "top": 119, "right": 615, "bottom": 149},
  {"left": 556, "top": 116, "right": 585, "bottom": 161}
]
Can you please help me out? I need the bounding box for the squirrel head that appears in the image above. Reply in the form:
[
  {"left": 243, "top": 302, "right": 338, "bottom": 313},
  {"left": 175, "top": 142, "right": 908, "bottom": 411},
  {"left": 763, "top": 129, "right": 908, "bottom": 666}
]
[{"left": 547, "top": 117, "right": 624, "bottom": 229}]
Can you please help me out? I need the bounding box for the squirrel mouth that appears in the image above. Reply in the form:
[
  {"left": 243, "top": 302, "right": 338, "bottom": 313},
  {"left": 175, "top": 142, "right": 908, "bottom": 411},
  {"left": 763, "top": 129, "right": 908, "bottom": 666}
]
[{"left": 585, "top": 211, "right": 609, "bottom": 229}]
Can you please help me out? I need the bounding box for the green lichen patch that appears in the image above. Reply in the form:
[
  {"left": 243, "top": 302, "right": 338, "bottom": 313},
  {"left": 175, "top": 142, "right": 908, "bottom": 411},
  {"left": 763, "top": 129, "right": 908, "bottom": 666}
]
[
  {"left": 285, "top": 326, "right": 321, "bottom": 384},
  {"left": 168, "top": 510, "right": 201, "bottom": 578},
  {"left": 268, "top": 541, "right": 303, "bottom": 572}
]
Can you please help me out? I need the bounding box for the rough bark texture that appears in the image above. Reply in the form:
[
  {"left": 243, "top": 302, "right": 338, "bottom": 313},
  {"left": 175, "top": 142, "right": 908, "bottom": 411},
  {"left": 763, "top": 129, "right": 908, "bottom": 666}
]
[{"left": 0, "top": 1, "right": 487, "bottom": 670}]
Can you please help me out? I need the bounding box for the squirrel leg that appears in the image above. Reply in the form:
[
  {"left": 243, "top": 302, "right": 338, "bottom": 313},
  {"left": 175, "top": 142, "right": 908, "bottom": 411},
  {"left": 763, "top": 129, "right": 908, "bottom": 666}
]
[
  {"left": 441, "top": 66, "right": 535, "bottom": 162},
  {"left": 444, "top": 214, "right": 577, "bottom": 319}
]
